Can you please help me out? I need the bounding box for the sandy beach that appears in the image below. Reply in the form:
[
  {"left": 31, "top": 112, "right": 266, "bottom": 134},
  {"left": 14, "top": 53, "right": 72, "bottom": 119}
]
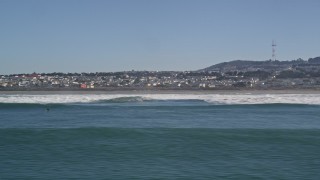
[{"left": 1, "top": 89, "right": 320, "bottom": 95}]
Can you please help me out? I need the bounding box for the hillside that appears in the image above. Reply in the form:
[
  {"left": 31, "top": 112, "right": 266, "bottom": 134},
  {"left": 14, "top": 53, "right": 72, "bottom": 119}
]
[{"left": 199, "top": 57, "right": 320, "bottom": 73}]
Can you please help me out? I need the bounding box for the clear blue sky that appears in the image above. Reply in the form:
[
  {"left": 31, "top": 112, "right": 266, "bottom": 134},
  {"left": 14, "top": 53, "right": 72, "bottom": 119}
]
[{"left": 1, "top": 0, "right": 319, "bottom": 74}]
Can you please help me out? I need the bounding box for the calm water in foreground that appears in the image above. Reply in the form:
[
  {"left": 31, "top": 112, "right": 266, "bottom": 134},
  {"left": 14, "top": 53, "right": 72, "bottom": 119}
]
[{"left": 1, "top": 93, "right": 320, "bottom": 179}]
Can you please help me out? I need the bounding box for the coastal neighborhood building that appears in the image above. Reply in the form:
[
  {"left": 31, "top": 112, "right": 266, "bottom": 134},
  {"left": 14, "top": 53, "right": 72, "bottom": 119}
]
[{"left": 2, "top": 57, "right": 320, "bottom": 90}]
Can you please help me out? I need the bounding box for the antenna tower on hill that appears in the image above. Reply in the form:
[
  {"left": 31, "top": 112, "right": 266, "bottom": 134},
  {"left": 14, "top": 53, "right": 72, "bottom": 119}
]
[{"left": 272, "top": 40, "right": 277, "bottom": 61}]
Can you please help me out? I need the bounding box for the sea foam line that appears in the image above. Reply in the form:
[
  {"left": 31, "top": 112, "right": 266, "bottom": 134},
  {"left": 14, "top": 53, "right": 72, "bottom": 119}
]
[{"left": 0, "top": 94, "right": 320, "bottom": 105}]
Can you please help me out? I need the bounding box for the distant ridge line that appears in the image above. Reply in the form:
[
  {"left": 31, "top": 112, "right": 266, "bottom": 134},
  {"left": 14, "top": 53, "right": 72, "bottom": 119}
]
[{"left": 198, "top": 56, "right": 320, "bottom": 73}]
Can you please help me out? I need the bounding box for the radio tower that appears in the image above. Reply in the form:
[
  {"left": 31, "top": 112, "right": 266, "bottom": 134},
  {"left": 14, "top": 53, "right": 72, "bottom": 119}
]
[{"left": 272, "top": 40, "right": 277, "bottom": 61}]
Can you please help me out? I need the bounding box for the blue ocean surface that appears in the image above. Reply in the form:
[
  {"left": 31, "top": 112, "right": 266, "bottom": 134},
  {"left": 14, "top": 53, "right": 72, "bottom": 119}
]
[{"left": 1, "top": 93, "right": 320, "bottom": 179}]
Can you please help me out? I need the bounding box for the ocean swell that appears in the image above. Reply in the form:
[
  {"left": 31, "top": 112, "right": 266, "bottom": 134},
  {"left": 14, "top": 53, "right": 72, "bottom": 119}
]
[{"left": 0, "top": 93, "right": 320, "bottom": 105}]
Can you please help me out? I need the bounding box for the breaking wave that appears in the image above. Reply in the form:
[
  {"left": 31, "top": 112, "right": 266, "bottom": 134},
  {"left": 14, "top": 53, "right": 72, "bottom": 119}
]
[
  {"left": 1, "top": 93, "right": 320, "bottom": 105},
  {"left": 95, "top": 96, "right": 148, "bottom": 103}
]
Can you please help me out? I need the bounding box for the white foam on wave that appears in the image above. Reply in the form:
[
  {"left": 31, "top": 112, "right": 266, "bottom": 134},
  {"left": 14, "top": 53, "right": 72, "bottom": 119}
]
[{"left": 0, "top": 93, "right": 320, "bottom": 105}]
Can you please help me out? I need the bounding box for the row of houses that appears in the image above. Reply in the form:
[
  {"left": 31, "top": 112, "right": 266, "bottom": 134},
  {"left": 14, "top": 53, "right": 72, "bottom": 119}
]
[{"left": 1, "top": 71, "right": 320, "bottom": 90}]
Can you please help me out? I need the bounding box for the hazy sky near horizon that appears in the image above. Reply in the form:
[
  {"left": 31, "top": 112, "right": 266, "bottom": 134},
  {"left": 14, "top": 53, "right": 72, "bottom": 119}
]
[{"left": 1, "top": 0, "right": 320, "bottom": 74}]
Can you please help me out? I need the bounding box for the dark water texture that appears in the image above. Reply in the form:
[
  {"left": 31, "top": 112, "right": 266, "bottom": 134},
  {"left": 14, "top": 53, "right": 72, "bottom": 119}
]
[
  {"left": 1, "top": 101, "right": 320, "bottom": 179},
  {"left": 1, "top": 101, "right": 320, "bottom": 129}
]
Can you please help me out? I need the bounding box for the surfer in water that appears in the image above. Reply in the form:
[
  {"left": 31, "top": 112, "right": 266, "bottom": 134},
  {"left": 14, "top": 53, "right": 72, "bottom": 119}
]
[{"left": 46, "top": 108, "right": 50, "bottom": 112}]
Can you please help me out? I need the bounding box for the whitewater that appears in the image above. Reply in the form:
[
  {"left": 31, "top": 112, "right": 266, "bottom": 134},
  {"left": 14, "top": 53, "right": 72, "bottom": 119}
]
[{"left": 1, "top": 93, "right": 320, "bottom": 105}]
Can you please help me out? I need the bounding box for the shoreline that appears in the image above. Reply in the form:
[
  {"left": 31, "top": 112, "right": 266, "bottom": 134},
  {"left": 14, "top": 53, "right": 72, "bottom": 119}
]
[{"left": 1, "top": 89, "right": 320, "bottom": 95}]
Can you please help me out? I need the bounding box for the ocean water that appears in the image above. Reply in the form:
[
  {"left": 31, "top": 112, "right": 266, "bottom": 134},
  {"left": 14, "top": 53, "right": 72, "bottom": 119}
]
[{"left": 1, "top": 93, "right": 320, "bottom": 179}]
